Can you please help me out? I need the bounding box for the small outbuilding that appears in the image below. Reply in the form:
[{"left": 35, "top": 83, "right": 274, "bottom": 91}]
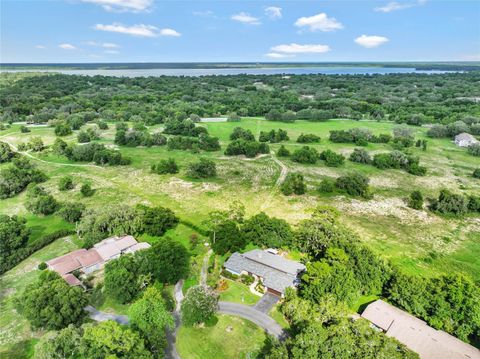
[{"left": 454, "top": 132, "right": 478, "bottom": 147}]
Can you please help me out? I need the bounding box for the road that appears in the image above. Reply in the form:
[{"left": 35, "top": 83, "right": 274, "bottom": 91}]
[
  {"left": 84, "top": 305, "right": 129, "bottom": 325},
  {"left": 165, "top": 279, "right": 184, "bottom": 359},
  {"left": 218, "top": 301, "right": 286, "bottom": 339}
]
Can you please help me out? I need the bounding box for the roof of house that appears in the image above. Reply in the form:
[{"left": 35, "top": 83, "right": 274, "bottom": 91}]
[
  {"left": 49, "top": 257, "right": 82, "bottom": 275},
  {"left": 242, "top": 249, "right": 306, "bottom": 276},
  {"left": 361, "top": 300, "right": 480, "bottom": 359},
  {"left": 46, "top": 249, "right": 87, "bottom": 266},
  {"left": 76, "top": 249, "right": 103, "bottom": 267},
  {"left": 124, "top": 242, "right": 151, "bottom": 254},
  {"left": 62, "top": 273, "right": 82, "bottom": 286},
  {"left": 455, "top": 132, "right": 477, "bottom": 142},
  {"left": 95, "top": 242, "right": 121, "bottom": 260},
  {"left": 115, "top": 235, "right": 137, "bottom": 251},
  {"left": 224, "top": 250, "right": 305, "bottom": 293}
]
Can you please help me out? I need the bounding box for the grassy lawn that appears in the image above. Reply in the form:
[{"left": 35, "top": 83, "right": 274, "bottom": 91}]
[
  {"left": 269, "top": 305, "right": 290, "bottom": 329},
  {"left": 176, "top": 314, "right": 267, "bottom": 359},
  {"left": 218, "top": 279, "right": 260, "bottom": 305},
  {"left": 0, "top": 236, "right": 80, "bottom": 357}
]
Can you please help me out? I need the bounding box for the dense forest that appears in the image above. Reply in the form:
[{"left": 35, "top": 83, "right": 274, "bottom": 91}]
[{"left": 1, "top": 72, "right": 480, "bottom": 126}]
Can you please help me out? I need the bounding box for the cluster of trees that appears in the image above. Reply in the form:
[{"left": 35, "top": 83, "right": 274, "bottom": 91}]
[
  {"left": 151, "top": 158, "right": 179, "bottom": 174},
  {"left": 264, "top": 290, "right": 419, "bottom": 359},
  {"left": 281, "top": 173, "right": 307, "bottom": 196},
  {"left": 259, "top": 129, "right": 289, "bottom": 143},
  {"left": 115, "top": 123, "right": 167, "bottom": 147},
  {"left": 0, "top": 156, "right": 47, "bottom": 199},
  {"left": 204, "top": 203, "right": 294, "bottom": 254},
  {"left": 77, "top": 127, "right": 100, "bottom": 143},
  {"left": 163, "top": 118, "right": 207, "bottom": 137},
  {"left": 2, "top": 73, "right": 479, "bottom": 128},
  {"left": 77, "top": 204, "right": 179, "bottom": 248},
  {"left": 296, "top": 133, "right": 320, "bottom": 143},
  {"left": 429, "top": 189, "right": 480, "bottom": 215},
  {"left": 330, "top": 128, "right": 391, "bottom": 146},
  {"left": 373, "top": 151, "right": 427, "bottom": 176},
  {"left": 290, "top": 206, "right": 480, "bottom": 344},
  {"left": 166, "top": 134, "right": 220, "bottom": 152},
  {"left": 52, "top": 139, "right": 131, "bottom": 166},
  {"left": 224, "top": 139, "right": 269, "bottom": 158},
  {"left": 319, "top": 172, "right": 372, "bottom": 198},
  {"left": 427, "top": 118, "right": 480, "bottom": 138},
  {"left": 290, "top": 146, "right": 345, "bottom": 167}
]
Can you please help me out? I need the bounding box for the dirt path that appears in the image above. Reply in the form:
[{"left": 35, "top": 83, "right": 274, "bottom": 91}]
[
  {"left": 200, "top": 249, "right": 213, "bottom": 286},
  {"left": 1, "top": 134, "right": 104, "bottom": 169},
  {"left": 271, "top": 153, "right": 288, "bottom": 187}
]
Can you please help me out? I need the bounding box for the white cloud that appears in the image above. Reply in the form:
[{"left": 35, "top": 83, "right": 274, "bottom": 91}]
[
  {"left": 265, "top": 6, "right": 282, "bottom": 20},
  {"left": 35, "top": 45, "right": 46, "bottom": 49},
  {"left": 265, "top": 52, "right": 291, "bottom": 58},
  {"left": 81, "top": 0, "right": 153, "bottom": 12},
  {"left": 375, "top": 0, "right": 426, "bottom": 13},
  {"left": 159, "top": 28, "right": 181, "bottom": 37},
  {"left": 354, "top": 34, "right": 389, "bottom": 48},
  {"left": 294, "top": 12, "right": 343, "bottom": 32},
  {"left": 105, "top": 50, "right": 120, "bottom": 54},
  {"left": 86, "top": 41, "right": 120, "bottom": 48},
  {"left": 193, "top": 10, "right": 215, "bottom": 17},
  {"left": 58, "top": 43, "right": 76, "bottom": 50},
  {"left": 94, "top": 23, "right": 181, "bottom": 37},
  {"left": 231, "top": 12, "right": 261, "bottom": 25},
  {"left": 270, "top": 43, "right": 331, "bottom": 54}
]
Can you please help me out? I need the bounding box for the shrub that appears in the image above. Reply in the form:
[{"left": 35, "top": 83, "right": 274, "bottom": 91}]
[
  {"left": 318, "top": 178, "right": 336, "bottom": 193},
  {"left": 297, "top": 133, "right": 320, "bottom": 143},
  {"left": 80, "top": 183, "right": 94, "bottom": 197},
  {"left": 224, "top": 139, "right": 269, "bottom": 158},
  {"left": 25, "top": 185, "right": 58, "bottom": 215},
  {"left": 335, "top": 172, "right": 371, "bottom": 198},
  {"left": 187, "top": 158, "right": 216, "bottom": 178},
  {"left": 281, "top": 173, "right": 306, "bottom": 196},
  {"left": 240, "top": 274, "right": 254, "bottom": 285},
  {"left": 468, "top": 143, "right": 480, "bottom": 156},
  {"left": 408, "top": 190, "right": 423, "bottom": 210},
  {"left": 151, "top": 158, "right": 179, "bottom": 174},
  {"left": 58, "top": 202, "right": 86, "bottom": 223},
  {"left": 38, "top": 262, "right": 47, "bottom": 270},
  {"left": 473, "top": 168, "right": 480, "bottom": 178},
  {"left": 0, "top": 157, "right": 47, "bottom": 199},
  {"left": 0, "top": 141, "right": 15, "bottom": 163},
  {"left": 20, "top": 125, "right": 31, "bottom": 133},
  {"left": 467, "top": 196, "right": 480, "bottom": 212},
  {"left": 230, "top": 127, "right": 255, "bottom": 141},
  {"left": 54, "top": 123, "right": 72, "bottom": 136},
  {"left": 277, "top": 145, "right": 290, "bottom": 157},
  {"left": 291, "top": 146, "right": 319, "bottom": 164},
  {"left": 227, "top": 113, "right": 241, "bottom": 122},
  {"left": 58, "top": 176, "right": 74, "bottom": 191},
  {"left": 97, "top": 121, "right": 108, "bottom": 130},
  {"left": 77, "top": 130, "right": 91, "bottom": 143},
  {"left": 431, "top": 189, "right": 468, "bottom": 215},
  {"left": 349, "top": 148, "right": 371, "bottom": 164},
  {"left": 320, "top": 149, "right": 345, "bottom": 167}
]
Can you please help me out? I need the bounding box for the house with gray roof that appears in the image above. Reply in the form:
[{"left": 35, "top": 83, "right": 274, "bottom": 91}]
[
  {"left": 362, "top": 300, "right": 480, "bottom": 359},
  {"left": 454, "top": 132, "right": 478, "bottom": 147},
  {"left": 224, "top": 249, "right": 306, "bottom": 296}
]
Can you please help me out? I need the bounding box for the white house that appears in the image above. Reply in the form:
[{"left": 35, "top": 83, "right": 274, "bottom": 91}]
[{"left": 454, "top": 132, "right": 478, "bottom": 147}]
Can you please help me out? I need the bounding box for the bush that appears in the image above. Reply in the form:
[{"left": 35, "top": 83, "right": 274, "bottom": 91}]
[
  {"left": 58, "top": 176, "right": 74, "bottom": 191},
  {"left": 320, "top": 149, "right": 345, "bottom": 167},
  {"left": 58, "top": 202, "right": 86, "bottom": 223},
  {"left": 221, "top": 269, "right": 239, "bottom": 280},
  {"left": 25, "top": 185, "right": 58, "bottom": 215},
  {"left": 54, "top": 123, "right": 72, "bottom": 136},
  {"left": 408, "top": 190, "right": 423, "bottom": 210},
  {"left": 291, "top": 146, "right": 319, "bottom": 164},
  {"left": 473, "top": 168, "right": 480, "bottom": 178},
  {"left": 224, "top": 139, "right": 269, "bottom": 158},
  {"left": 335, "top": 172, "right": 371, "bottom": 198},
  {"left": 20, "top": 125, "right": 31, "bottom": 133},
  {"left": 468, "top": 143, "right": 480, "bottom": 156},
  {"left": 277, "top": 145, "right": 290, "bottom": 157},
  {"left": 296, "top": 133, "right": 320, "bottom": 143},
  {"left": 227, "top": 113, "right": 241, "bottom": 122},
  {"left": 181, "top": 285, "right": 219, "bottom": 326},
  {"left": 349, "top": 148, "right": 371, "bottom": 164},
  {"left": 281, "top": 173, "right": 306, "bottom": 196},
  {"left": 318, "top": 178, "right": 336, "bottom": 193},
  {"left": 187, "top": 158, "right": 217, "bottom": 178},
  {"left": 240, "top": 274, "right": 255, "bottom": 285},
  {"left": 151, "top": 158, "right": 179, "bottom": 174},
  {"left": 430, "top": 189, "right": 468, "bottom": 215},
  {"left": 80, "top": 183, "right": 94, "bottom": 197},
  {"left": 38, "top": 262, "right": 47, "bottom": 270},
  {"left": 0, "top": 157, "right": 48, "bottom": 199},
  {"left": 0, "top": 141, "right": 15, "bottom": 163},
  {"left": 230, "top": 127, "right": 255, "bottom": 141}
]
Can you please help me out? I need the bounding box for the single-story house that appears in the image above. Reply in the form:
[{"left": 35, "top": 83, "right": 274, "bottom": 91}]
[
  {"left": 45, "top": 235, "right": 151, "bottom": 286},
  {"left": 454, "top": 132, "right": 479, "bottom": 147},
  {"left": 361, "top": 300, "right": 480, "bottom": 359},
  {"left": 224, "top": 249, "right": 306, "bottom": 296}
]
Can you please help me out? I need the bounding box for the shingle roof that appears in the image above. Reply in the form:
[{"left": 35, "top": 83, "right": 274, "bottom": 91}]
[
  {"left": 224, "top": 250, "right": 305, "bottom": 293},
  {"left": 362, "top": 300, "right": 480, "bottom": 359},
  {"left": 46, "top": 249, "right": 87, "bottom": 266},
  {"left": 49, "top": 257, "right": 82, "bottom": 275}
]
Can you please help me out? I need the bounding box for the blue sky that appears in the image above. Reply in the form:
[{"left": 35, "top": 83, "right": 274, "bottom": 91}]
[{"left": 1, "top": 0, "right": 479, "bottom": 63}]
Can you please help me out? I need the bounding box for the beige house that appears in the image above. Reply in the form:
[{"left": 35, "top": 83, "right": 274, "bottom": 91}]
[{"left": 361, "top": 300, "right": 480, "bottom": 359}]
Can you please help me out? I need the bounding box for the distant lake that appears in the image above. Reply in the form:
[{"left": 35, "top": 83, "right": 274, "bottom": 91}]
[{"left": 0, "top": 66, "right": 455, "bottom": 77}]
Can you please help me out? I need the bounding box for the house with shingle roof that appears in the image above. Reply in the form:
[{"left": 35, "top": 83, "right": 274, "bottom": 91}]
[
  {"left": 224, "top": 249, "right": 305, "bottom": 296},
  {"left": 361, "top": 300, "right": 480, "bottom": 359}
]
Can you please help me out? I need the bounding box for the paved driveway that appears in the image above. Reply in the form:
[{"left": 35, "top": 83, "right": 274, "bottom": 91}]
[
  {"left": 218, "top": 301, "right": 286, "bottom": 339},
  {"left": 84, "top": 305, "right": 129, "bottom": 325},
  {"left": 254, "top": 293, "right": 279, "bottom": 314}
]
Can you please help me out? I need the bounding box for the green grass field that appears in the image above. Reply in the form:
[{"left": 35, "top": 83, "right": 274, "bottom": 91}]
[
  {"left": 176, "top": 314, "right": 267, "bottom": 359},
  {"left": 218, "top": 279, "right": 261, "bottom": 305}
]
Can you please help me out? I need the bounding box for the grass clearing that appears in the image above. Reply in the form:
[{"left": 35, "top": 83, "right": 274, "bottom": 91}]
[
  {"left": 176, "top": 314, "right": 267, "bottom": 359},
  {"left": 218, "top": 279, "right": 260, "bottom": 305}
]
